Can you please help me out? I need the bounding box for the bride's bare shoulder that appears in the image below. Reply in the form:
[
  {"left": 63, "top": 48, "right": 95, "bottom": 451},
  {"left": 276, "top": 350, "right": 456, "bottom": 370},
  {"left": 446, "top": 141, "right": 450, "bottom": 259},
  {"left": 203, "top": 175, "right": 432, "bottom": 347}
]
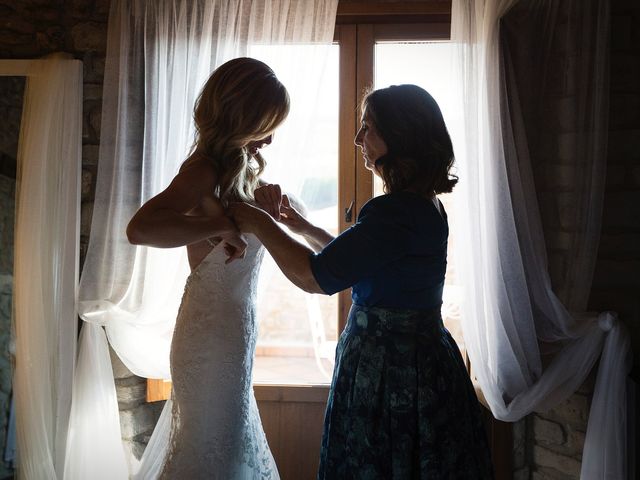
[
  {"left": 176, "top": 153, "right": 226, "bottom": 216},
  {"left": 177, "top": 152, "right": 218, "bottom": 188},
  {"left": 180, "top": 151, "right": 214, "bottom": 173}
]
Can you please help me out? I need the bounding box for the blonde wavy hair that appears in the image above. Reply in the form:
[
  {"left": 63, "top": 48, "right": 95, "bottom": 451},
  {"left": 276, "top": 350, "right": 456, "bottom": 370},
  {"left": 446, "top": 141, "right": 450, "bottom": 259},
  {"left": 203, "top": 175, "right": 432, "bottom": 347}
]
[{"left": 191, "top": 57, "right": 290, "bottom": 202}]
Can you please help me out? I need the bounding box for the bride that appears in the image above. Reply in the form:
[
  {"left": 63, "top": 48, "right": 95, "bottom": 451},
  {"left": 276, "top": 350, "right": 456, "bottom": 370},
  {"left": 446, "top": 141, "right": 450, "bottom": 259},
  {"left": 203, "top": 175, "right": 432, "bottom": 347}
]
[{"left": 126, "top": 57, "right": 289, "bottom": 479}]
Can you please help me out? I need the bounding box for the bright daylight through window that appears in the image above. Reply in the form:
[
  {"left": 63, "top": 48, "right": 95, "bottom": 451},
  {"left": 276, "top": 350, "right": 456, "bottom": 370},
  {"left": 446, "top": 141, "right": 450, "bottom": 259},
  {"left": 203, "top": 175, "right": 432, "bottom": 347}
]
[{"left": 249, "top": 44, "right": 340, "bottom": 384}]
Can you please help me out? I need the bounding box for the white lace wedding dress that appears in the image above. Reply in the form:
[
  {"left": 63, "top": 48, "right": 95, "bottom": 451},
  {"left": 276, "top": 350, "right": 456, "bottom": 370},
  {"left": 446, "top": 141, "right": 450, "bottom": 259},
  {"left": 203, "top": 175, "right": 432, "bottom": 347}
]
[{"left": 159, "top": 234, "right": 279, "bottom": 479}]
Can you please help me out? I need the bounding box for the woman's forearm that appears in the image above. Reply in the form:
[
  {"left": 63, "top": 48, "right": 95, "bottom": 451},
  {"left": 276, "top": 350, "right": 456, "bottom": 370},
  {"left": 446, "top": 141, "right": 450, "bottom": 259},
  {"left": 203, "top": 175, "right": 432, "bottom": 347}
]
[
  {"left": 281, "top": 212, "right": 335, "bottom": 252},
  {"left": 301, "top": 225, "right": 334, "bottom": 252},
  {"left": 127, "top": 208, "right": 236, "bottom": 248},
  {"left": 277, "top": 193, "right": 334, "bottom": 252},
  {"left": 255, "top": 217, "right": 325, "bottom": 294}
]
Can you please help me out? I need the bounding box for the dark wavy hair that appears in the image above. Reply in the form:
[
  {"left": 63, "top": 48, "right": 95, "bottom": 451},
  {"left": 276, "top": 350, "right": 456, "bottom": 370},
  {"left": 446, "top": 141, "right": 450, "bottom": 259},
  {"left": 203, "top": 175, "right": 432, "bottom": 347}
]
[{"left": 363, "top": 84, "right": 457, "bottom": 195}]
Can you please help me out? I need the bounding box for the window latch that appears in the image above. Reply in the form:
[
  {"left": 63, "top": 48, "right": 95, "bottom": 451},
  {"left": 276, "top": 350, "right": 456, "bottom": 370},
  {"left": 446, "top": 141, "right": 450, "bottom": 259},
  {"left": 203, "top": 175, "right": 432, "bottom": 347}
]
[{"left": 344, "top": 200, "right": 355, "bottom": 223}]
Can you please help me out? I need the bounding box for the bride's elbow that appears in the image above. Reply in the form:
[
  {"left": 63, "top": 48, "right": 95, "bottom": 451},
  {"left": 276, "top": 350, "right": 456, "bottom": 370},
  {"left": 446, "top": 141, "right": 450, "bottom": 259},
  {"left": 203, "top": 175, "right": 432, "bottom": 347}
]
[{"left": 126, "top": 219, "right": 145, "bottom": 245}]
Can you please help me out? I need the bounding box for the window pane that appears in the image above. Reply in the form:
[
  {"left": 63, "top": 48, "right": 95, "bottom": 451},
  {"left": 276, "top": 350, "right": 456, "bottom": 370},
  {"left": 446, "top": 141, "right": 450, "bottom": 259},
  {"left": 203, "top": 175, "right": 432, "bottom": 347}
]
[
  {"left": 248, "top": 44, "right": 339, "bottom": 384},
  {"left": 374, "top": 42, "right": 465, "bottom": 357}
]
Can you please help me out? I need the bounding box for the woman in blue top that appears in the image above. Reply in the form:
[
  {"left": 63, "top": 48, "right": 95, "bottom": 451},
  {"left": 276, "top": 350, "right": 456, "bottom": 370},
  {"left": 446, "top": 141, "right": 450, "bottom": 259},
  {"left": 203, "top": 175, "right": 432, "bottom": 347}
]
[{"left": 231, "top": 84, "right": 494, "bottom": 479}]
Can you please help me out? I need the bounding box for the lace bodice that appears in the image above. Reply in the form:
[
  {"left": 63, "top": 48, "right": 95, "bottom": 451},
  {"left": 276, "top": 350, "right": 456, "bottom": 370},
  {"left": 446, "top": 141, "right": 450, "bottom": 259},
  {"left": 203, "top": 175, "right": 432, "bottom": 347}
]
[{"left": 159, "top": 234, "right": 279, "bottom": 479}]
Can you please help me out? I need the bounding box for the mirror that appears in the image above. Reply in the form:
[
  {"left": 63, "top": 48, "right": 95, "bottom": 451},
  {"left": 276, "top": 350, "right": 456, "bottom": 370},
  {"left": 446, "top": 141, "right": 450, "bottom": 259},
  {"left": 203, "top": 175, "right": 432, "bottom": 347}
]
[
  {"left": 0, "top": 74, "right": 24, "bottom": 478},
  {"left": 0, "top": 57, "right": 82, "bottom": 478}
]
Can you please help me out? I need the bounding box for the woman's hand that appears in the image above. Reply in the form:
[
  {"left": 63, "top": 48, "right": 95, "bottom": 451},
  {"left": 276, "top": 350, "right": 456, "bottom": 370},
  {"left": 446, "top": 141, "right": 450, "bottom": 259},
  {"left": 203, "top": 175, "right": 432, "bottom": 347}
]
[
  {"left": 279, "top": 194, "right": 311, "bottom": 235},
  {"left": 228, "top": 202, "right": 273, "bottom": 235},
  {"left": 254, "top": 183, "right": 282, "bottom": 220}
]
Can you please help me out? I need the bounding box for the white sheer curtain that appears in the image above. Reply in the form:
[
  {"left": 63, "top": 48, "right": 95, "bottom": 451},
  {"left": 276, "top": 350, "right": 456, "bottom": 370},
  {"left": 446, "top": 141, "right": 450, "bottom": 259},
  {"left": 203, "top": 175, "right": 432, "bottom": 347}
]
[
  {"left": 2, "top": 55, "right": 82, "bottom": 480},
  {"left": 451, "top": 0, "right": 632, "bottom": 478},
  {"left": 73, "top": 1, "right": 338, "bottom": 478}
]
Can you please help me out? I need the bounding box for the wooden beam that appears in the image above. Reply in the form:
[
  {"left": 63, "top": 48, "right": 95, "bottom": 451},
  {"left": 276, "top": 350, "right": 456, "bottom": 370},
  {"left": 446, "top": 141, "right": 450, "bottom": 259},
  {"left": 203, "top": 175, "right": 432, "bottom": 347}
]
[
  {"left": 336, "top": 1, "right": 451, "bottom": 24},
  {"left": 337, "top": 1, "right": 451, "bottom": 16}
]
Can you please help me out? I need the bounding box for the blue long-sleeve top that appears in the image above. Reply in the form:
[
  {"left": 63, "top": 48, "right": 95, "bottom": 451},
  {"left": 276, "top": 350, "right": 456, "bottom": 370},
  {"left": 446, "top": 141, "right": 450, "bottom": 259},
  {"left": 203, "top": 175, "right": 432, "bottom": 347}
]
[{"left": 309, "top": 191, "right": 448, "bottom": 310}]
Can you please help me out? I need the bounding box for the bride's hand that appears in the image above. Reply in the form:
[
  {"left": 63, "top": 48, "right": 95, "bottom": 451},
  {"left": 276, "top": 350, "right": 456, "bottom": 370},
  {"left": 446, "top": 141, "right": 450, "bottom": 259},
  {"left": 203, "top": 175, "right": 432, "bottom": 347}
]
[
  {"left": 227, "top": 202, "right": 271, "bottom": 235},
  {"left": 221, "top": 231, "right": 248, "bottom": 264},
  {"left": 254, "top": 183, "right": 282, "bottom": 220}
]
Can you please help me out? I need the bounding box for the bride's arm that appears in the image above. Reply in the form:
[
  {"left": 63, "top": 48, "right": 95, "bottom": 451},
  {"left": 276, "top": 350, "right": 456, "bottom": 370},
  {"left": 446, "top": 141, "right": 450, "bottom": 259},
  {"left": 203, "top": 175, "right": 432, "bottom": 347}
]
[{"left": 126, "top": 161, "right": 240, "bottom": 249}]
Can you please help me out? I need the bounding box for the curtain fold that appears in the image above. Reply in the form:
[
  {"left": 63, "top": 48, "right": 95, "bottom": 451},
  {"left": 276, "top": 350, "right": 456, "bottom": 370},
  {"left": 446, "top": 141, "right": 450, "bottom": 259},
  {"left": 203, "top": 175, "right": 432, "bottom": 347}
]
[
  {"left": 581, "top": 316, "right": 632, "bottom": 478},
  {"left": 63, "top": 324, "right": 128, "bottom": 479},
  {"left": 9, "top": 55, "right": 82, "bottom": 480},
  {"left": 76, "top": 0, "right": 338, "bottom": 476},
  {"left": 451, "top": 0, "right": 632, "bottom": 478}
]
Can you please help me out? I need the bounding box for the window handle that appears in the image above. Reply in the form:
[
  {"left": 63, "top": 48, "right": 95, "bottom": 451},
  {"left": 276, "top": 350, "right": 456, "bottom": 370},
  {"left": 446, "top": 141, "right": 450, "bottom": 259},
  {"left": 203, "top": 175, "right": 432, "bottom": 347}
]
[{"left": 344, "top": 200, "right": 355, "bottom": 223}]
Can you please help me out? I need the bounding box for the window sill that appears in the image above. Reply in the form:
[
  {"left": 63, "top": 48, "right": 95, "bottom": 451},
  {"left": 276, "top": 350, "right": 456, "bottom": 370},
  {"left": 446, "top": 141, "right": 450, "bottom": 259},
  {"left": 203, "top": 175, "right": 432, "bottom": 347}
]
[
  {"left": 253, "top": 354, "right": 333, "bottom": 386},
  {"left": 146, "top": 355, "right": 333, "bottom": 402}
]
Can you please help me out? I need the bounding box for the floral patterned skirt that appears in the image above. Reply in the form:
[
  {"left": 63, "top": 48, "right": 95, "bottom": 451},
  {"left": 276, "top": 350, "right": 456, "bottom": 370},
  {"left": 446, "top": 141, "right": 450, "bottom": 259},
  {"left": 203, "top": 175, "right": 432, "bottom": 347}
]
[{"left": 318, "top": 304, "right": 494, "bottom": 480}]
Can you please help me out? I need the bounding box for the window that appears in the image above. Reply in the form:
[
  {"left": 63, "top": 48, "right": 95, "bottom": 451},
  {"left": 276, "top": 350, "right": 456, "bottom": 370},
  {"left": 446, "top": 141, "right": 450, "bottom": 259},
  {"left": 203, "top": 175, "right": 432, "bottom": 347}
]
[
  {"left": 251, "top": 21, "right": 467, "bottom": 384},
  {"left": 147, "top": 5, "right": 462, "bottom": 396}
]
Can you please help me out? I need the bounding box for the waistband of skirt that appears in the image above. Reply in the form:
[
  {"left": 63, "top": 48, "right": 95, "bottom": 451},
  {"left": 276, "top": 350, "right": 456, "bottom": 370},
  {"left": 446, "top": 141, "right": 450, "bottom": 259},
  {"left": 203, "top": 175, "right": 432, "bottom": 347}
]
[{"left": 346, "top": 303, "right": 444, "bottom": 336}]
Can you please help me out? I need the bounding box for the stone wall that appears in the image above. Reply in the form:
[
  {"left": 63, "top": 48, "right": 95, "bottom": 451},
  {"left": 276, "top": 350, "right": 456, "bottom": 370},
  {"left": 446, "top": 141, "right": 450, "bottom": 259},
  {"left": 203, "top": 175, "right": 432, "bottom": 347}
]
[
  {"left": 0, "top": 1, "right": 638, "bottom": 479},
  {"left": 527, "top": 380, "right": 596, "bottom": 480}
]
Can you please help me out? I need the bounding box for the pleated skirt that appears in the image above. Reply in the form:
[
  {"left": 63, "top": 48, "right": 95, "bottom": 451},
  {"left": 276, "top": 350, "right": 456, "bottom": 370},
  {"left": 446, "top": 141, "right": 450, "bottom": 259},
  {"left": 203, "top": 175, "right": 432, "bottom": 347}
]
[{"left": 318, "top": 304, "right": 494, "bottom": 480}]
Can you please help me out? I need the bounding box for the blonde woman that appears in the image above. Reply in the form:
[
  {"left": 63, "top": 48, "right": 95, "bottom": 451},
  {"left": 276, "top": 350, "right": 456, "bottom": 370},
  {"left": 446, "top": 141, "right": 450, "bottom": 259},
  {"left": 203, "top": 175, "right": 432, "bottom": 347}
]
[{"left": 127, "top": 58, "right": 289, "bottom": 479}]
